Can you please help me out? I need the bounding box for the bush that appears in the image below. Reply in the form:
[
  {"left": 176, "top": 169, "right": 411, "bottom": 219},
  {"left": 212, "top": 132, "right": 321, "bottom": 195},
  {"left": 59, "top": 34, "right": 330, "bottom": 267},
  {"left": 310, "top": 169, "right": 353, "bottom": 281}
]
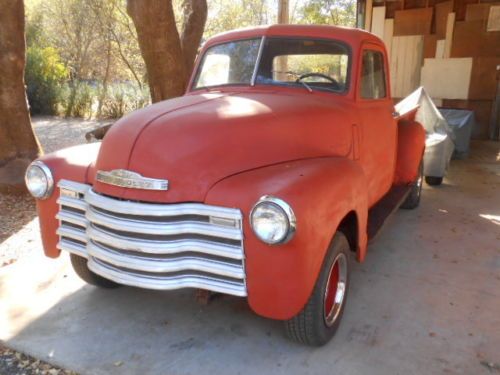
[
  {"left": 60, "top": 82, "right": 97, "bottom": 118},
  {"left": 25, "top": 47, "right": 68, "bottom": 115},
  {"left": 100, "top": 83, "right": 150, "bottom": 119}
]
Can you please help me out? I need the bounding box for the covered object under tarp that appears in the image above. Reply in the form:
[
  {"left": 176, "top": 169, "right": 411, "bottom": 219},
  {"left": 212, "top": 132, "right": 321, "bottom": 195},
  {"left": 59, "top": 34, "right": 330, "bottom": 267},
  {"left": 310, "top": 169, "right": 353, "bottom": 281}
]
[{"left": 395, "top": 87, "right": 455, "bottom": 182}]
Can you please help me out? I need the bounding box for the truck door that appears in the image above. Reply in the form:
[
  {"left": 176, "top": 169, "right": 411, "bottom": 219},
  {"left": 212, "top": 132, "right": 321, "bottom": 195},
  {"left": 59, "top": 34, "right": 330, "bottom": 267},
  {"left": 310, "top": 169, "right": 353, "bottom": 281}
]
[{"left": 356, "top": 43, "right": 397, "bottom": 206}]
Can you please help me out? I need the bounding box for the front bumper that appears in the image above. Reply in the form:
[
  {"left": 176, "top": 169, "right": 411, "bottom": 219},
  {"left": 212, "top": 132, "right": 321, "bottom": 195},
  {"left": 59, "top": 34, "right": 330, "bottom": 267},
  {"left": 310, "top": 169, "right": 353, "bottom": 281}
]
[{"left": 56, "top": 180, "right": 247, "bottom": 297}]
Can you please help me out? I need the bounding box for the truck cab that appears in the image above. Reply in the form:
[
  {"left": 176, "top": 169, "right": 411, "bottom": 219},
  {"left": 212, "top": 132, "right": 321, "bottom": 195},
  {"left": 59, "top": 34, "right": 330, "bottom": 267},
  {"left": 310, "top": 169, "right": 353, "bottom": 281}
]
[{"left": 25, "top": 25, "right": 425, "bottom": 346}]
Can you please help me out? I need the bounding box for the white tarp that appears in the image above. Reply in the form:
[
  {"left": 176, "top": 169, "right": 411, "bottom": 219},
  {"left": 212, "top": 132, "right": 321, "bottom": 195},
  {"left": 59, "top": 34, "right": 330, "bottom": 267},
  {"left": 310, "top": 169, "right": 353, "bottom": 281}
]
[
  {"left": 395, "top": 87, "right": 455, "bottom": 178},
  {"left": 439, "top": 109, "right": 474, "bottom": 158}
]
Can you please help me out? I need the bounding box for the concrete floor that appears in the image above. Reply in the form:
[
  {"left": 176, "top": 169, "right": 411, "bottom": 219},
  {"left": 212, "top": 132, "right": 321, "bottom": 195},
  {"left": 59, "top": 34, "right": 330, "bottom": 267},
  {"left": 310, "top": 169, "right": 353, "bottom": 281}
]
[{"left": 1, "top": 141, "right": 499, "bottom": 375}]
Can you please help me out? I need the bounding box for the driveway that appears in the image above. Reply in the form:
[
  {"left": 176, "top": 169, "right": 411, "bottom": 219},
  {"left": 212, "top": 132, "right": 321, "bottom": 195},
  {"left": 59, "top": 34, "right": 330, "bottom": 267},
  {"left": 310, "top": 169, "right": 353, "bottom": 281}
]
[{"left": 1, "top": 140, "right": 499, "bottom": 375}]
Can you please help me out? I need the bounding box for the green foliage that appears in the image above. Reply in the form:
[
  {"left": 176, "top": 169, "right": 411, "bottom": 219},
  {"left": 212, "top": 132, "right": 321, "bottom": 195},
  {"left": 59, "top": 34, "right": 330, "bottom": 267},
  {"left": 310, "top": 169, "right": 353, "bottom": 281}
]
[
  {"left": 100, "top": 83, "right": 150, "bottom": 119},
  {"left": 25, "top": 46, "right": 69, "bottom": 115},
  {"left": 204, "top": 0, "right": 275, "bottom": 38},
  {"left": 59, "top": 82, "right": 93, "bottom": 118},
  {"left": 296, "top": 0, "right": 356, "bottom": 27},
  {"left": 58, "top": 81, "right": 149, "bottom": 119}
]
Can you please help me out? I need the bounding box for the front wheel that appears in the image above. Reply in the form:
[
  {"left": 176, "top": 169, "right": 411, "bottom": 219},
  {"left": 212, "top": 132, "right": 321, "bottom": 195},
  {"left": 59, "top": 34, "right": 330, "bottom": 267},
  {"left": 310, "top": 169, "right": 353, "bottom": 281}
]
[
  {"left": 284, "top": 232, "right": 350, "bottom": 346},
  {"left": 70, "top": 254, "right": 121, "bottom": 288}
]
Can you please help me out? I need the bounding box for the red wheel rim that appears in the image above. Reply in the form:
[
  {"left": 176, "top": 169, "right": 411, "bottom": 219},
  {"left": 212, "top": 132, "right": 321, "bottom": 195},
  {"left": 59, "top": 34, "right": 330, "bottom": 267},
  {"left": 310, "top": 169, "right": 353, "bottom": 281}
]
[{"left": 323, "top": 253, "right": 347, "bottom": 327}]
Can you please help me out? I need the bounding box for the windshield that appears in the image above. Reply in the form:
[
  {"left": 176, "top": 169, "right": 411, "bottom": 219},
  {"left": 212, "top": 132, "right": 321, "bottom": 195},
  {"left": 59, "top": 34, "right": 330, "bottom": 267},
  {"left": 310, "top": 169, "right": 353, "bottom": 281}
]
[
  {"left": 193, "top": 37, "right": 350, "bottom": 93},
  {"left": 256, "top": 38, "right": 349, "bottom": 93},
  {"left": 193, "top": 38, "right": 262, "bottom": 89}
]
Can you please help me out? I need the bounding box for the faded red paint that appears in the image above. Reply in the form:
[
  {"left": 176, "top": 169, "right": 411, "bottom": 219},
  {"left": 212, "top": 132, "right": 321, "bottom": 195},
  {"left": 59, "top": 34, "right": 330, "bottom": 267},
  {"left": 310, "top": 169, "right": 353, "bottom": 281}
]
[{"left": 33, "top": 25, "right": 424, "bottom": 320}]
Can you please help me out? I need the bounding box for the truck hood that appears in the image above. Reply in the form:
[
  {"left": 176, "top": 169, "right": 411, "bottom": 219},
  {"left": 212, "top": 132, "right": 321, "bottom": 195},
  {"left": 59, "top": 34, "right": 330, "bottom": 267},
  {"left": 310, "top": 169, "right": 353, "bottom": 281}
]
[{"left": 93, "top": 90, "right": 354, "bottom": 203}]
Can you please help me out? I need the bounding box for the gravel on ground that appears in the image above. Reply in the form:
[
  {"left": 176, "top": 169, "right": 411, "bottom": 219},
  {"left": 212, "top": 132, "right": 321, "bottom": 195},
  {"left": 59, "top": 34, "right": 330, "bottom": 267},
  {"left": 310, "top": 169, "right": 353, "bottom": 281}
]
[{"left": 0, "top": 344, "right": 78, "bottom": 375}]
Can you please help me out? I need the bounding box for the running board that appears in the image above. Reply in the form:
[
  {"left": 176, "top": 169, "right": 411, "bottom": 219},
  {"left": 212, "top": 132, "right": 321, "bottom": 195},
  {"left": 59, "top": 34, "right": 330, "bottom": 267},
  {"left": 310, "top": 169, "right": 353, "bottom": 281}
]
[{"left": 367, "top": 185, "right": 411, "bottom": 242}]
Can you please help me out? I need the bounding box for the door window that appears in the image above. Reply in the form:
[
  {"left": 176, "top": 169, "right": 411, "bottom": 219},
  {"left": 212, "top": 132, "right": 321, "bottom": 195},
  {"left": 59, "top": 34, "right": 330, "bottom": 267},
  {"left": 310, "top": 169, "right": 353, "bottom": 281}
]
[{"left": 360, "top": 50, "right": 386, "bottom": 99}]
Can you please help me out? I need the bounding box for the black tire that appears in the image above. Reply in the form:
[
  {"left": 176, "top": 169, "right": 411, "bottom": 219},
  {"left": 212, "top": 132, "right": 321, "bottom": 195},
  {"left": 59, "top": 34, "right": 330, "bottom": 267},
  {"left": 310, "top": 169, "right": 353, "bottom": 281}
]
[
  {"left": 284, "top": 232, "right": 351, "bottom": 346},
  {"left": 70, "top": 254, "right": 120, "bottom": 288},
  {"left": 400, "top": 161, "right": 423, "bottom": 210},
  {"left": 425, "top": 176, "right": 443, "bottom": 186}
]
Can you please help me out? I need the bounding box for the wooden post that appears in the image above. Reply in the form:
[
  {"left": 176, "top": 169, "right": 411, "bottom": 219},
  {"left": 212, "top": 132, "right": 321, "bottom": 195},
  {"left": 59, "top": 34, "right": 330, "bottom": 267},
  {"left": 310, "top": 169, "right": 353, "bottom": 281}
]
[
  {"left": 277, "top": 0, "right": 289, "bottom": 24},
  {"left": 276, "top": 0, "right": 289, "bottom": 81},
  {"left": 364, "top": 0, "right": 373, "bottom": 30}
]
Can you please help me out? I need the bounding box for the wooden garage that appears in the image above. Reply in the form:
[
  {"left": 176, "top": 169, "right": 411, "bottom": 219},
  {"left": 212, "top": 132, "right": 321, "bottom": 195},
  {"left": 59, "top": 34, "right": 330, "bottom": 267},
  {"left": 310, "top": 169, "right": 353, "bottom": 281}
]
[{"left": 357, "top": 0, "right": 500, "bottom": 140}]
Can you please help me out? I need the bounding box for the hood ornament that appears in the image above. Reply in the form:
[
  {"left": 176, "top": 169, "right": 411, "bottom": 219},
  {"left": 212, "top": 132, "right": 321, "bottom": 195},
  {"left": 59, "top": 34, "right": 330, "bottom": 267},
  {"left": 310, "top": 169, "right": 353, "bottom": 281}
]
[{"left": 96, "top": 169, "right": 169, "bottom": 191}]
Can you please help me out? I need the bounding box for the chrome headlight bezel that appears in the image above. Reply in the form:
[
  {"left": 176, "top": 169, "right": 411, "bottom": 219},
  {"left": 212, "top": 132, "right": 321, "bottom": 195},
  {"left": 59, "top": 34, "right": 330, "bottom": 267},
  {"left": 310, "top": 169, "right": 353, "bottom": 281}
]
[
  {"left": 25, "top": 161, "right": 54, "bottom": 200},
  {"left": 250, "top": 195, "right": 296, "bottom": 245}
]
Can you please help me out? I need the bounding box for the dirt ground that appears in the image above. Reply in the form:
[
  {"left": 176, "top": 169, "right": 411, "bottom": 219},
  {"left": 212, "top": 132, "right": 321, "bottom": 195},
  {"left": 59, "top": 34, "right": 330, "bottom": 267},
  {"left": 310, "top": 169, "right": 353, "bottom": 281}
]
[
  {"left": 0, "top": 116, "right": 107, "bottom": 268},
  {"left": 0, "top": 116, "right": 108, "bottom": 374}
]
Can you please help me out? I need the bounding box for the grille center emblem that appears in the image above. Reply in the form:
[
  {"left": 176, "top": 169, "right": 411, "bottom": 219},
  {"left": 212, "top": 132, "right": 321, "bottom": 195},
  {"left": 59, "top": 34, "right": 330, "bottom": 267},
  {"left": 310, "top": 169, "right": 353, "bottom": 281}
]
[{"left": 96, "top": 169, "right": 169, "bottom": 191}]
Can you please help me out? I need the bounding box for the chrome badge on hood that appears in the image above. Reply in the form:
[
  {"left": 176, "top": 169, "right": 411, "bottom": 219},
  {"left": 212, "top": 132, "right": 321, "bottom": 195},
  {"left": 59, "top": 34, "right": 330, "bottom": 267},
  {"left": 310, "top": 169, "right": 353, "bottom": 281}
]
[{"left": 96, "top": 169, "right": 169, "bottom": 191}]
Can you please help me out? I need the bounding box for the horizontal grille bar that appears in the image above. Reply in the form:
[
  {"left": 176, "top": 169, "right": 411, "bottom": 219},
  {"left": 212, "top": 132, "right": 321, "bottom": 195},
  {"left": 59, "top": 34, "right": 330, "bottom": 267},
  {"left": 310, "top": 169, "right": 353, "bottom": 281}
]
[
  {"left": 85, "top": 187, "right": 242, "bottom": 220},
  {"left": 57, "top": 225, "right": 88, "bottom": 243},
  {"left": 56, "top": 179, "right": 247, "bottom": 297},
  {"left": 87, "top": 225, "right": 243, "bottom": 259},
  {"left": 86, "top": 207, "right": 243, "bottom": 240},
  {"left": 58, "top": 237, "right": 87, "bottom": 258},
  {"left": 88, "top": 258, "right": 247, "bottom": 296},
  {"left": 87, "top": 241, "right": 245, "bottom": 279},
  {"left": 56, "top": 211, "right": 87, "bottom": 228}
]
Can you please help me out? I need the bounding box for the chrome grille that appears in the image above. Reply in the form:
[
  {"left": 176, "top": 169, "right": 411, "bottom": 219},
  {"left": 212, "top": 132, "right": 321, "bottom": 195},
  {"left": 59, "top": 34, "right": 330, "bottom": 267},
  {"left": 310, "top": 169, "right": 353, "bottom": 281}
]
[{"left": 56, "top": 179, "right": 246, "bottom": 296}]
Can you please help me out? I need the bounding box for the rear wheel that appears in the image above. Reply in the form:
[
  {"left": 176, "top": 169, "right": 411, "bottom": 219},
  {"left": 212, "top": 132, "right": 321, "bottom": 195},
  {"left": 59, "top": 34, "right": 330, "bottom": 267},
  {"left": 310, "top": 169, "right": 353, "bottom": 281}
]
[
  {"left": 401, "top": 161, "right": 423, "bottom": 210},
  {"left": 425, "top": 176, "right": 443, "bottom": 186},
  {"left": 284, "top": 232, "right": 350, "bottom": 346},
  {"left": 70, "top": 254, "right": 120, "bottom": 288}
]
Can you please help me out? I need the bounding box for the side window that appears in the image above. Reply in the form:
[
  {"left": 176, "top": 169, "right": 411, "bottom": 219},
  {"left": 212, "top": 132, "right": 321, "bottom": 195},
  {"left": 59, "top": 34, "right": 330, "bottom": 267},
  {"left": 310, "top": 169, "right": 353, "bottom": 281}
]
[{"left": 360, "top": 50, "right": 386, "bottom": 99}]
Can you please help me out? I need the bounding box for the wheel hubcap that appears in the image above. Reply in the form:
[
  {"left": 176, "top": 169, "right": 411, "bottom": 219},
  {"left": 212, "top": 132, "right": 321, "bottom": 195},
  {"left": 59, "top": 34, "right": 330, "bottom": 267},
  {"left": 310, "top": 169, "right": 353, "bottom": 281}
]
[{"left": 324, "top": 253, "right": 348, "bottom": 327}]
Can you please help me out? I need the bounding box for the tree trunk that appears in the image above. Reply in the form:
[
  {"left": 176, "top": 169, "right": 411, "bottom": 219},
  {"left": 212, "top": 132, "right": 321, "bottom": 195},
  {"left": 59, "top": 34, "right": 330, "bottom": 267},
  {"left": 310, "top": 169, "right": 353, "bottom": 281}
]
[
  {"left": 0, "top": 0, "right": 41, "bottom": 191},
  {"left": 180, "top": 0, "right": 208, "bottom": 75},
  {"left": 127, "top": 0, "right": 207, "bottom": 103}
]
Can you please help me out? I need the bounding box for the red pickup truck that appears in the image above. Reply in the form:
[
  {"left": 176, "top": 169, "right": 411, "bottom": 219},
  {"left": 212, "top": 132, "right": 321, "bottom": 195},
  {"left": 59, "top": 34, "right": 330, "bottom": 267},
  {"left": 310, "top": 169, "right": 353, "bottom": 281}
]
[{"left": 25, "top": 25, "right": 425, "bottom": 346}]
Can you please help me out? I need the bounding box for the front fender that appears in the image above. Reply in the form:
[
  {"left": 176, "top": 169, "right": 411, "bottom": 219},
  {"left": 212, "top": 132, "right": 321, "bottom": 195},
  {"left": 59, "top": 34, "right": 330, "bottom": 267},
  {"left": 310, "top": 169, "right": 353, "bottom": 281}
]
[
  {"left": 35, "top": 143, "right": 100, "bottom": 258},
  {"left": 205, "top": 157, "right": 368, "bottom": 320}
]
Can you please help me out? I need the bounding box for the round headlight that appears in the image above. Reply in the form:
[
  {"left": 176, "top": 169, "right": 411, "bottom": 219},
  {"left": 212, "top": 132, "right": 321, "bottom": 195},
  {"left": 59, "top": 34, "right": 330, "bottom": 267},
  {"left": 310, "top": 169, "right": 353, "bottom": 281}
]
[
  {"left": 250, "top": 196, "right": 296, "bottom": 245},
  {"left": 25, "top": 161, "right": 54, "bottom": 199}
]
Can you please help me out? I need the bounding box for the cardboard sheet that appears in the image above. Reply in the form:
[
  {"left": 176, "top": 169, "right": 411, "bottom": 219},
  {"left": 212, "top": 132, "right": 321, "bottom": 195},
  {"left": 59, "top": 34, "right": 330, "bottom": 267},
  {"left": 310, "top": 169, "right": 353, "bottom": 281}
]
[{"left": 420, "top": 58, "right": 473, "bottom": 100}]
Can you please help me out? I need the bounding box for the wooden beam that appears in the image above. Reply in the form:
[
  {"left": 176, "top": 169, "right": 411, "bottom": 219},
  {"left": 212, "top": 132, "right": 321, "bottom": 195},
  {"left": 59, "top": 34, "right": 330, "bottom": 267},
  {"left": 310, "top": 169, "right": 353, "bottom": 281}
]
[{"left": 277, "top": 0, "right": 289, "bottom": 24}]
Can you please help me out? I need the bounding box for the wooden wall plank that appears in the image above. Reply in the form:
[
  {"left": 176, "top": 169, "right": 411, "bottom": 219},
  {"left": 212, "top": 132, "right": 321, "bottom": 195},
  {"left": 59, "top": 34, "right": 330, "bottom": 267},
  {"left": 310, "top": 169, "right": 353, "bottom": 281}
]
[
  {"left": 391, "top": 35, "right": 424, "bottom": 98},
  {"left": 421, "top": 57, "right": 473, "bottom": 99},
  {"left": 465, "top": 3, "right": 492, "bottom": 22},
  {"left": 385, "top": 0, "right": 403, "bottom": 19},
  {"left": 487, "top": 5, "right": 500, "bottom": 31},
  {"left": 469, "top": 57, "right": 500, "bottom": 100},
  {"left": 451, "top": 20, "right": 500, "bottom": 57},
  {"left": 436, "top": 39, "right": 446, "bottom": 58},
  {"left": 383, "top": 19, "right": 394, "bottom": 58},
  {"left": 444, "top": 12, "right": 455, "bottom": 58},
  {"left": 371, "top": 6, "right": 386, "bottom": 38},
  {"left": 423, "top": 34, "right": 438, "bottom": 58},
  {"left": 435, "top": 0, "right": 454, "bottom": 38},
  {"left": 394, "top": 8, "right": 433, "bottom": 35},
  {"left": 454, "top": 0, "right": 481, "bottom": 21}
]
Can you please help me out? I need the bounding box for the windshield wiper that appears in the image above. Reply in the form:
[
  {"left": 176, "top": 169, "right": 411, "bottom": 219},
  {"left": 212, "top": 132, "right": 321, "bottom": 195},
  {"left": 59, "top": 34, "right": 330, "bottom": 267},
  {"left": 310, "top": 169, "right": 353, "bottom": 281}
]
[{"left": 297, "top": 81, "right": 313, "bottom": 92}]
